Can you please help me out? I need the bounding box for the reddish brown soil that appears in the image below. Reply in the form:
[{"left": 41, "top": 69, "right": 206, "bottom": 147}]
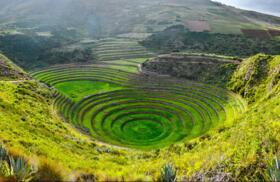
[
  {"left": 241, "top": 29, "right": 271, "bottom": 39},
  {"left": 184, "top": 20, "right": 211, "bottom": 32}
]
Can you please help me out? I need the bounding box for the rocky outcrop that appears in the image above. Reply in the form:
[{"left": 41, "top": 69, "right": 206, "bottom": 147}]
[
  {"left": 0, "top": 54, "right": 29, "bottom": 80},
  {"left": 141, "top": 54, "right": 240, "bottom": 85}
]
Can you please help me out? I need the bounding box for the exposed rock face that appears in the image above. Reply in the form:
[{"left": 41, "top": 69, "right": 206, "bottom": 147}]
[
  {"left": 141, "top": 54, "right": 240, "bottom": 85},
  {"left": 0, "top": 54, "right": 29, "bottom": 80}
]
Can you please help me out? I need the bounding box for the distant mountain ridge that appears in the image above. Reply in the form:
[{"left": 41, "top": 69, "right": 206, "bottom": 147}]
[{"left": 0, "top": 0, "right": 280, "bottom": 38}]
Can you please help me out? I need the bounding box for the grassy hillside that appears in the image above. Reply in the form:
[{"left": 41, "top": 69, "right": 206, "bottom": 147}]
[{"left": 0, "top": 54, "right": 279, "bottom": 181}]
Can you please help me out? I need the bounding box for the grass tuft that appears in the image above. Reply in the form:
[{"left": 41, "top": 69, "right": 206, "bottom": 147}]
[
  {"left": 34, "top": 158, "right": 64, "bottom": 182},
  {"left": 269, "top": 156, "right": 280, "bottom": 182}
]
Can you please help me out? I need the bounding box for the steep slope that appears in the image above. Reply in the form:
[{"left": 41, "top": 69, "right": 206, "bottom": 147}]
[
  {"left": 141, "top": 53, "right": 240, "bottom": 85},
  {"left": 229, "top": 54, "right": 280, "bottom": 102}
]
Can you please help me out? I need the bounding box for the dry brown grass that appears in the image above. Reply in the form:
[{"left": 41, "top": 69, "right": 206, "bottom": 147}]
[{"left": 34, "top": 158, "right": 65, "bottom": 182}]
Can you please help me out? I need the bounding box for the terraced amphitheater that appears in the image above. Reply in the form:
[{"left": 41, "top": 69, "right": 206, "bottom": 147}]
[
  {"left": 32, "top": 61, "right": 246, "bottom": 149},
  {"left": 93, "top": 38, "right": 155, "bottom": 61}
]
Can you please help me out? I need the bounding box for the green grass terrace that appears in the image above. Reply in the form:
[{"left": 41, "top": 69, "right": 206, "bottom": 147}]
[{"left": 31, "top": 63, "right": 246, "bottom": 150}]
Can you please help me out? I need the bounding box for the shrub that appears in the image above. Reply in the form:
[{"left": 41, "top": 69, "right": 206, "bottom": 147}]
[
  {"left": 0, "top": 146, "right": 8, "bottom": 161},
  {"left": 75, "top": 173, "right": 97, "bottom": 182},
  {"left": 161, "top": 164, "right": 176, "bottom": 182},
  {"left": 0, "top": 145, "right": 35, "bottom": 182},
  {"left": 8, "top": 156, "right": 36, "bottom": 182}
]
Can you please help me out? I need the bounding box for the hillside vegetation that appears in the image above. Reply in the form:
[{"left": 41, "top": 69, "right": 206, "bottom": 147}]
[
  {"left": 229, "top": 54, "right": 280, "bottom": 102},
  {"left": 142, "top": 53, "right": 240, "bottom": 86},
  {"left": 141, "top": 25, "right": 280, "bottom": 57},
  {"left": 0, "top": 54, "right": 279, "bottom": 181},
  {"left": 0, "top": 32, "right": 94, "bottom": 70}
]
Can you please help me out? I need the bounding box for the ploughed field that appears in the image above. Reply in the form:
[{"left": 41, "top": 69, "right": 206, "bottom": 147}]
[{"left": 31, "top": 61, "right": 246, "bottom": 150}]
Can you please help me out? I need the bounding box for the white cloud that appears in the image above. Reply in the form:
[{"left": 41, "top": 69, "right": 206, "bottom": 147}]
[{"left": 212, "top": 0, "right": 280, "bottom": 16}]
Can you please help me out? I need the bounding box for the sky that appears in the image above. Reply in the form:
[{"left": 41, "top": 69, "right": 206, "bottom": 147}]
[{"left": 212, "top": 0, "right": 280, "bottom": 17}]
